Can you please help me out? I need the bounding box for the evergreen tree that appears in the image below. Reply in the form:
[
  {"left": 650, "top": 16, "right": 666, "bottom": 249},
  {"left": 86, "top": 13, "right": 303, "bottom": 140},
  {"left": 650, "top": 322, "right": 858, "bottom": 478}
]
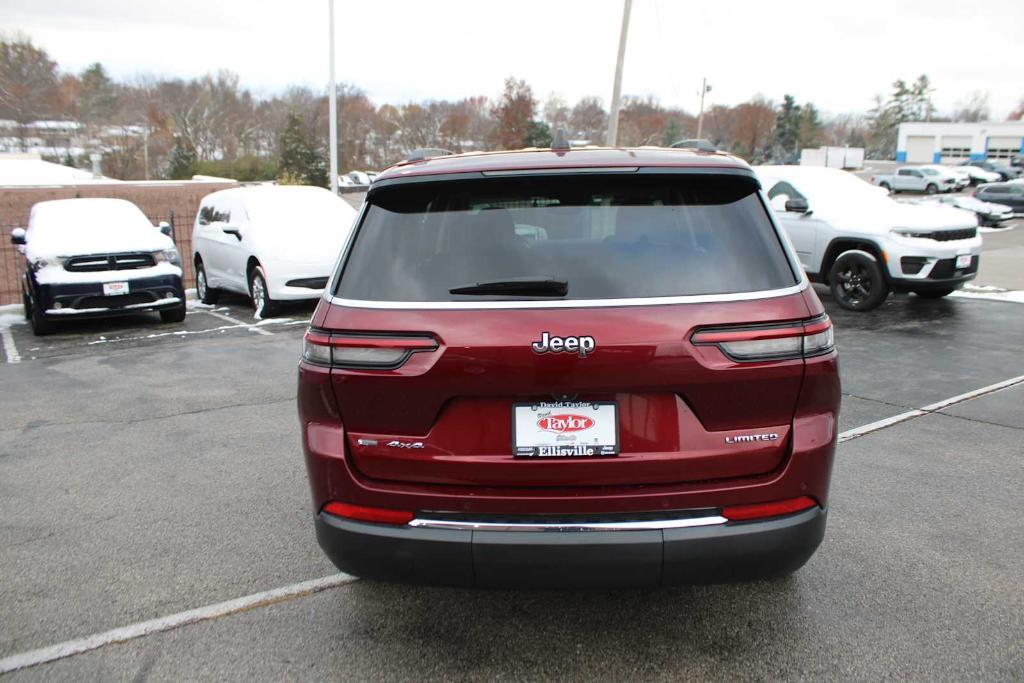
[
  {"left": 772, "top": 95, "right": 802, "bottom": 157},
  {"left": 79, "top": 62, "right": 118, "bottom": 123},
  {"left": 799, "top": 103, "right": 822, "bottom": 149},
  {"left": 277, "top": 112, "right": 328, "bottom": 186},
  {"left": 167, "top": 135, "right": 197, "bottom": 179},
  {"left": 867, "top": 75, "right": 935, "bottom": 159},
  {"left": 523, "top": 120, "right": 552, "bottom": 148}
]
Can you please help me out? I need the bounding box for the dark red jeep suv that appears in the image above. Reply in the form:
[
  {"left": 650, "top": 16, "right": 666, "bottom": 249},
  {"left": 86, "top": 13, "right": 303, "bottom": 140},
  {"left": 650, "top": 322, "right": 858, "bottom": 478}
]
[{"left": 298, "top": 147, "right": 840, "bottom": 588}]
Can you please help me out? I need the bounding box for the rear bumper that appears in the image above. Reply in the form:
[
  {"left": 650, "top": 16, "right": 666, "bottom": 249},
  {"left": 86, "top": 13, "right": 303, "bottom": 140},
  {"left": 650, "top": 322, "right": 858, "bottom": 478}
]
[{"left": 315, "top": 506, "right": 826, "bottom": 588}]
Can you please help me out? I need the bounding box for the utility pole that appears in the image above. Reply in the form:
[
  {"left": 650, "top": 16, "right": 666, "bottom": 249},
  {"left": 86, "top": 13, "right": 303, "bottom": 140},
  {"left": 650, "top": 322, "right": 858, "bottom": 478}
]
[
  {"left": 142, "top": 125, "right": 150, "bottom": 181},
  {"left": 328, "top": 0, "right": 339, "bottom": 194},
  {"left": 605, "top": 0, "right": 632, "bottom": 147},
  {"left": 696, "top": 78, "right": 711, "bottom": 140}
]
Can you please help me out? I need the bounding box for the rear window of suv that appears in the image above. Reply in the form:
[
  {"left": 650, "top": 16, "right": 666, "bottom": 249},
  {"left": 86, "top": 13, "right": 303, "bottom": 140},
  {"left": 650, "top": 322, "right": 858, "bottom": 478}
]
[{"left": 335, "top": 173, "right": 797, "bottom": 302}]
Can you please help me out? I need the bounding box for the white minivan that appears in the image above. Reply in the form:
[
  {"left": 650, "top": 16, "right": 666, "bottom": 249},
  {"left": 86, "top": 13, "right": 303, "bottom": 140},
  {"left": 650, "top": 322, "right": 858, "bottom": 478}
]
[{"left": 191, "top": 186, "right": 358, "bottom": 317}]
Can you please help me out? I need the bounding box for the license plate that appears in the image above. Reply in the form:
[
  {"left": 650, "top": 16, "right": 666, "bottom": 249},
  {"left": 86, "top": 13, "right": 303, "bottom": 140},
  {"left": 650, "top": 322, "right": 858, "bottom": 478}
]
[
  {"left": 512, "top": 401, "right": 618, "bottom": 457},
  {"left": 103, "top": 281, "right": 129, "bottom": 296},
  {"left": 955, "top": 254, "right": 972, "bottom": 269}
]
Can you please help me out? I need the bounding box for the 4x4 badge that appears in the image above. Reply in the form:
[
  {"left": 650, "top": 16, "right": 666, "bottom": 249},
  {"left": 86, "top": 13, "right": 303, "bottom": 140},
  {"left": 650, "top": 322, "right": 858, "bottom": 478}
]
[{"left": 531, "top": 332, "right": 596, "bottom": 358}]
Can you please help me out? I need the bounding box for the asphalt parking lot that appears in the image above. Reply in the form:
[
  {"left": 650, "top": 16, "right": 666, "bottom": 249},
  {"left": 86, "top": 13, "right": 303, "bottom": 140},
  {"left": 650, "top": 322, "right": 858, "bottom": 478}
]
[{"left": 1, "top": 262, "right": 1023, "bottom": 678}]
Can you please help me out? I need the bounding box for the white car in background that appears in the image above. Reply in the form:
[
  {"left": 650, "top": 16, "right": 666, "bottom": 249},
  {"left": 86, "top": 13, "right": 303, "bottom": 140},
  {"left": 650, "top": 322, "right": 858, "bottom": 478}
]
[
  {"left": 917, "top": 165, "right": 968, "bottom": 192},
  {"left": 909, "top": 194, "right": 1014, "bottom": 228},
  {"left": 932, "top": 165, "right": 972, "bottom": 191},
  {"left": 756, "top": 166, "right": 982, "bottom": 310},
  {"left": 955, "top": 165, "right": 1001, "bottom": 185},
  {"left": 192, "top": 185, "right": 358, "bottom": 317}
]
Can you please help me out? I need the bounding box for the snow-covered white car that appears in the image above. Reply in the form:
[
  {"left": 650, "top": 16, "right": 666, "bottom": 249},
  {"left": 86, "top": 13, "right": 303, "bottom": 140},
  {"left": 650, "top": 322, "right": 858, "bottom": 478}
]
[
  {"left": 909, "top": 194, "right": 1014, "bottom": 227},
  {"left": 921, "top": 167, "right": 966, "bottom": 193},
  {"left": 191, "top": 185, "right": 358, "bottom": 317},
  {"left": 756, "top": 166, "right": 982, "bottom": 310},
  {"left": 954, "top": 165, "right": 1001, "bottom": 185},
  {"left": 10, "top": 198, "right": 185, "bottom": 335}
]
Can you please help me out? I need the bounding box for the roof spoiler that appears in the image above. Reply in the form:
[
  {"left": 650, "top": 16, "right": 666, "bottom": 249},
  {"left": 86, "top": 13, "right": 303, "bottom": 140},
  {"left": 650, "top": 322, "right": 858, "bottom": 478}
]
[
  {"left": 670, "top": 139, "right": 717, "bottom": 153},
  {"left": 406, "top": 148, "right": 454, "bottom": 162}
]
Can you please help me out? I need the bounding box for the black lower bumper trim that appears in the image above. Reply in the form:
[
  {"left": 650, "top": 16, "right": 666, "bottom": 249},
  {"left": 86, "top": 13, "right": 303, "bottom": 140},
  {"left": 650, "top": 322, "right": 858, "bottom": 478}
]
[
  {"left": 35, "top": 274, "right": 184, "bottom": 318},
  {"left": 315, "top": 507, "right": 826, "bottom": 588}
]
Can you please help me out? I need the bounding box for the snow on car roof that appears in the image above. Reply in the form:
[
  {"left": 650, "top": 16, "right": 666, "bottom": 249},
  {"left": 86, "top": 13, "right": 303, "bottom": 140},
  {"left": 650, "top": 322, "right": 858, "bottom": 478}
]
[
  {"left": 26, "top": 198, "right": 170, "bottom": 260},
  {"left": 29, "top": 198, "right": 152, "bottom": 230}
]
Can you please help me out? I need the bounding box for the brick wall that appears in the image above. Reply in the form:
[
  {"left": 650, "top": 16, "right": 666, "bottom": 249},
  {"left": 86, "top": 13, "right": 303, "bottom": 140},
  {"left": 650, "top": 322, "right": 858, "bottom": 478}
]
[{"left": 0, "top": 181, "right": 238, "bottom": 305}]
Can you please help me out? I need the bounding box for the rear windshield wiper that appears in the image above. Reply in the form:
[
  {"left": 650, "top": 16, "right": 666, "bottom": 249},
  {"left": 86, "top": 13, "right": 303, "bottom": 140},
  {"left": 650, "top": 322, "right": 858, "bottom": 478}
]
[{"left": 449, "top": 277, "right": 568, "bottom": 297}]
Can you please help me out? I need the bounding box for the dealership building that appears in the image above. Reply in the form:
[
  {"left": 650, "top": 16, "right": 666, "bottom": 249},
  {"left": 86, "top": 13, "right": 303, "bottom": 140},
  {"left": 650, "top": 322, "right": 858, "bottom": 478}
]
[{"left": 896, "top": 121, "right": 1024, "bottom": 164}]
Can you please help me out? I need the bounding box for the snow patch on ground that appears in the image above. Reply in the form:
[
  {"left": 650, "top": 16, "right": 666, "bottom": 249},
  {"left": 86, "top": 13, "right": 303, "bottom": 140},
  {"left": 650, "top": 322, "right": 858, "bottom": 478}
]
[
  {"left": 86, "top": 317, "right": 297, "bottom": 346},
  {"left": 951, "top": 284, "right": 1024, "bottom": 304},
  {"left": 0, "top": 312, "right": 26, "bottom": 331}
]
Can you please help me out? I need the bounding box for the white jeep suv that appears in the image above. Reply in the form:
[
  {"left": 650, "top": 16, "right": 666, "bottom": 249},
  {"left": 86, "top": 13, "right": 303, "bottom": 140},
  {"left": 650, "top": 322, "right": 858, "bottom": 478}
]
[{"left": 756, "top": 166, "right": 982, "bottom": 311}]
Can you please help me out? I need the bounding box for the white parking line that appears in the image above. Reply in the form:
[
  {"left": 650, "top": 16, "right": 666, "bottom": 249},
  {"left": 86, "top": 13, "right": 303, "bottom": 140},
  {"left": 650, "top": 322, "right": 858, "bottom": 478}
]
[
  {"left": 838, "top": 374, "right": 1024, "bottom": 443},
  {"left": 3, "top": 373, "right": 1022, "bottom": 673},
  {"left": 200, "top": 309, "right": 273, "bottom": 335},
  {"left": 0, "top": 574, "right": 356, "bottom": 674},
  {"left": 1, "top": 326, "right": 21, "bottom": 364}
]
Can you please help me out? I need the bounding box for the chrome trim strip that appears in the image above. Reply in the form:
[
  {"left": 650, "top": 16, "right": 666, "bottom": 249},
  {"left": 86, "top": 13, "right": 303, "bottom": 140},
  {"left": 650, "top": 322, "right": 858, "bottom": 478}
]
[
  {"left": 481, "top": 166, "right": 640, "bottom": 176},
  {"left": 46, "top": 297, "right": 181, "bottom": 315},
  {"left": 407, "top": 515, "right": 728, "bottom": 532},
  {"left": 324, "top": 281, "right": 808, "bottom": 310}
]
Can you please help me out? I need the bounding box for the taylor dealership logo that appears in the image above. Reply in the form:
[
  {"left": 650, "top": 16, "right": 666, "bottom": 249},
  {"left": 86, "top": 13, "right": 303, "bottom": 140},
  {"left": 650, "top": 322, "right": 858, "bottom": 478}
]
[
  {"left": 537, "top": 414, "right": 595, "bottom": 433},
  {"left": 531, "top": 332, "right": 596, "bottom": 357}
]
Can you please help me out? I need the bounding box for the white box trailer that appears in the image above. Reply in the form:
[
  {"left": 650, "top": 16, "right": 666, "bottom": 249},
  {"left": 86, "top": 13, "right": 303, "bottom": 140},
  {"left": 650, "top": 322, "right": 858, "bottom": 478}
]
[
  {"left": 799, "top": 148, "right": 827, "bottom": 166},
  {"left": 799, "top": 146, "right": 865, "bottom": 170}
]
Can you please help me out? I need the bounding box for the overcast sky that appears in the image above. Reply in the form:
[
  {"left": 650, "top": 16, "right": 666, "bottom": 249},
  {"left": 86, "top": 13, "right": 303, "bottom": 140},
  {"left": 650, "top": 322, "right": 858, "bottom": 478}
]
[{"left": 4, "top": 0, "right": 1023, "bottom": 118}]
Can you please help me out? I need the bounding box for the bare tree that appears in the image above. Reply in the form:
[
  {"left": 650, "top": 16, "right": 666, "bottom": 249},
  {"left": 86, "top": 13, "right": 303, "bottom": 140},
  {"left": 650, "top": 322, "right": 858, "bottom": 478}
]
[
  {"left": 0, "top": 33, "right": 59, "bottom": 149},
  {"left": 491, "top": 77, "right": 535, "bottom": 150},
  {"left": 952, "top": 91, "right": 991, "bottom": 123},
  {"left": 569, "top": 96, "right": 607, "bottom": 143}
]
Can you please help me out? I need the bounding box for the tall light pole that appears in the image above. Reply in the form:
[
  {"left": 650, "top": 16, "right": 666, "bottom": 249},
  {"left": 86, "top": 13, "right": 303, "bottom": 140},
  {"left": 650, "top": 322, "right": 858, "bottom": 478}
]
[
  {"left": 328, "top": 0, "right": 339, "bottom": 194},
  {"left": 605, "top": 0, "right": 632, "bottom": 147},
  {"left": 696, "top": 78, "right": 711, "bottom": 140}
]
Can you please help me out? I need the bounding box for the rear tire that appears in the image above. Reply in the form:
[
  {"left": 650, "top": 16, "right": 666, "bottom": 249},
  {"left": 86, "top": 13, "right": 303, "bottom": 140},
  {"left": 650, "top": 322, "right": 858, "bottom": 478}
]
[
  {"left": 880, "top": 182, "right": 891, "bottom": 192},
  {"left": 249, "top": 265, "right": 279, "bottom": 318},
  {"left": 29, "top": 298, "right": 57, "bottom": 336},
  {"left": 913, "top": 287, "right": 956, "bottom": 299},
  {"left": 828, "top": 252, "right": 889, "bottom": 312},
  {"left": 195, "top": 259, "right": 220, "bottom": 305}
]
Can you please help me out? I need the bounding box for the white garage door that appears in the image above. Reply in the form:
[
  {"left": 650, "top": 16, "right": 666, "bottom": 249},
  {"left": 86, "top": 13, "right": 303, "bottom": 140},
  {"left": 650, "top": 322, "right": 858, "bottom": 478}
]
[
  {"left": 905, "top": 136, "right": 935, "bottom": 163},
  {"left": 941, "top": 136, "right": 971, "bottom": 163},
  {"left": 987, "top": 136, "right": 1022, "bottom": 160}
]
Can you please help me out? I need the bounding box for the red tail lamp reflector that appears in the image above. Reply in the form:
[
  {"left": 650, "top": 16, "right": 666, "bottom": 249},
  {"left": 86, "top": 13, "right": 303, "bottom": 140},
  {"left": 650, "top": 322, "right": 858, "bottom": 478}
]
[
  {"left": 691, "top": 316, "right": 834, "bottom": 362},
  {"left": 722, "top": 496, "right": 817, "bottom": 521},
  {"left": 303, "top": 330, "right": 438, "bottom": 369},
  {"left": 322, "top": 501, "right": 414, "bottom": 525}
]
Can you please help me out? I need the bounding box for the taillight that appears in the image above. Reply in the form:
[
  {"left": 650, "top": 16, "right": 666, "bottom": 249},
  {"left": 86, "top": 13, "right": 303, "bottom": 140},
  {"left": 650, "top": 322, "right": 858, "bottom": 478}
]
[
  {"left": 303, "top": 330, "right": 438, "bottom": 369},
  {"left": 322, "top": 501, "right": 414, "bottom": 525},
  {"left": 722, "top": 496, "right": 817, "bottom": 521},
  {"left": 691, "top": 316, "right": 834, "bottom": 362}
]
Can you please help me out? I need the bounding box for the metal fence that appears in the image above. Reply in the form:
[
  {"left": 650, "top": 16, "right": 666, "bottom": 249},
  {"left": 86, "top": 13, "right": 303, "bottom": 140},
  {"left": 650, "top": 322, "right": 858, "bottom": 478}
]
[{"left": 0, "top": 181, "right": 238, "bottom": 306}]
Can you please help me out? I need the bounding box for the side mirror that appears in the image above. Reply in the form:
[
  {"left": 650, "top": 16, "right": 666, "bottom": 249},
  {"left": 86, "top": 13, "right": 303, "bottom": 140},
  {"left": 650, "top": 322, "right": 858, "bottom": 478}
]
[
  {"left": 10, "top": 227, "right": 26, "bottom": 245},
  {"left": 158, "top": 221, "right": 172, "bottom": 237},
  {"left": 785, "top": 197, "right": 810, "bottom": 214},
  {"left": 222, "top": 227, "right": 242, "bottom": 241}
]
